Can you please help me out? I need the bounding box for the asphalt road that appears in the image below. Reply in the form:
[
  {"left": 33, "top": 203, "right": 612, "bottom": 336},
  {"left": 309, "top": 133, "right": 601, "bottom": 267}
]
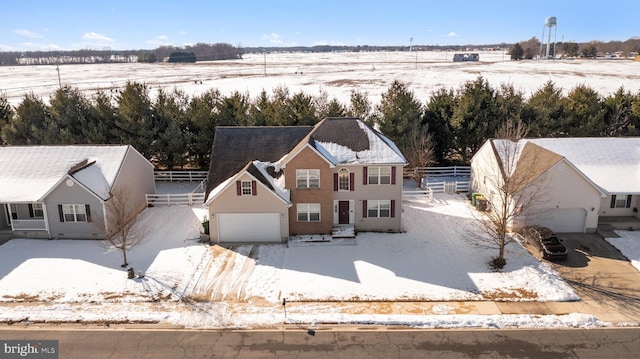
[{"left": 2, "top": 327, "right": 639, "bottom": 359}]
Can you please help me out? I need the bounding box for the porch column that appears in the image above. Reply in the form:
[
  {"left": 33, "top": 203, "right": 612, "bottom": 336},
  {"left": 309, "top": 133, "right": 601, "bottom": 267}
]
[{"left": 41, "top": 202, "right": 51, "bottom": 239}]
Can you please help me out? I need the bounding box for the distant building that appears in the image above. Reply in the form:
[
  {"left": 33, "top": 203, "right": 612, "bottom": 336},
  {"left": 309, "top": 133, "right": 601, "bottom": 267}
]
[{"left": 453, "top": 53, "right": 479, "bottom": 62}]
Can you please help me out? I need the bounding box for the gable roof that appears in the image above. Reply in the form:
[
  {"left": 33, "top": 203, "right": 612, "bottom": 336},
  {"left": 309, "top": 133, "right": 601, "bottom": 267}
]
[
  {"left": 0, "top": 145, "right": 132, "bottom": 202},
  {"left": 204, "top": 126, "right": 313, "bottom": 196},
  {"left": 205, "top": 118, "right": 408, "bottom": 200},
  {"left": 281, "top": 117, "right": 408, "bottom": 167},
  {"left": 525, "top": 138, "right": 640, "bottom": 194},
  {"left": 491, "top": 140, "right": 565, "bottom": 192}
]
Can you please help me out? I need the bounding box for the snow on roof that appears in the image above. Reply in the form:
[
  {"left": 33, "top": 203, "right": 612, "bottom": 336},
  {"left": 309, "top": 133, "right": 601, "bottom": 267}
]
[
  {"left": 526, "top": 138, "right": 640, "bottom": 194},
  {"left": 253, "top": 161, "right": 290, "bottom": 203},
  {"left": 314, "top": 120, "right": 407, "bottom": 165},
  {"left": 0, "top": 145, "right": 130, "bottom": 202}
]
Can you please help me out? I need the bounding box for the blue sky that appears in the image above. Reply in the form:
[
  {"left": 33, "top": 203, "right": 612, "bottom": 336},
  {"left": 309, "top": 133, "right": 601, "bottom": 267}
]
[{"left": 1, "top": 0, "right": 638, "bottom": 51}]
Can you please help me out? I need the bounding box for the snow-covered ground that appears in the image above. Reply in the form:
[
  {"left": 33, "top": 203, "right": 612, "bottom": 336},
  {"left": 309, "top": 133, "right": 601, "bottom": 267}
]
[
  {"left": 1, "top": 51, "right": 638, "bottom": 107},
  {"left": 4, "top": 180, "right": 620, "bottom": 328},
  {"left": 606, "top": 231, "right": 640, "bottom": 272}
]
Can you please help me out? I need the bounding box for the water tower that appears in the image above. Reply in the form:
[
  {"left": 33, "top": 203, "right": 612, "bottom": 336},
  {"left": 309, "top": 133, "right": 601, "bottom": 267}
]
[{"left": 540, "top": 16, "right": 557, "bottom": 59}]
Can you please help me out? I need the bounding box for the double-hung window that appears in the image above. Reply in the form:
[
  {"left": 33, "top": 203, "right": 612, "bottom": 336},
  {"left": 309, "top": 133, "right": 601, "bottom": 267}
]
[
  {"left": 241, "top": 180, "right": 253, "bottom": 195},
  {"left": 297, "top": 203, "right": 320, "bottom": 222},
  {"left": 611, "top": 194, "right": 632, "bottom": 208},
  {"left": 368, "top": 166, "right": 391, "bottom": 185},
  {"left": 296, "top": 169, "right": 320, "bottom": 188},
  {"left": 367, "top": 200, "right": 391, "bottom": 218},
  {"left": 61, "top": 204, "right": 88, "bottom": 222},
  {"left": 30, "top": 203, "right": 44, "bottom": 218}
]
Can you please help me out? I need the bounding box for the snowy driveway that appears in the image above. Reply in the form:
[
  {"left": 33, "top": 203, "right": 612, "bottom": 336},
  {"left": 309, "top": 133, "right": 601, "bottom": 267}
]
[{"left": 188, "top": 194, "right": 578, "bottom": 304}]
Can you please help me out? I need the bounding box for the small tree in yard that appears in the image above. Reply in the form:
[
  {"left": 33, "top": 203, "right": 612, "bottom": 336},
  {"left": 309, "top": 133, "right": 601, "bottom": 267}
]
[
  {"left": 403, "top": 125, "right": 435, "bottom": 188},
  {"left": 98, "top": 186, "right": 148, "bottom": 267},
  {"left": 473, "top": 119, "right": 551, "bottom": 269}
]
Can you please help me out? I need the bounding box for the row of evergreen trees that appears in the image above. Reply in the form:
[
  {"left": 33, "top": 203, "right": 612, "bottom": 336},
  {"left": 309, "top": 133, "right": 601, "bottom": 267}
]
[{"left": 1, "top": 77, "right": 640, "bottom": 169}]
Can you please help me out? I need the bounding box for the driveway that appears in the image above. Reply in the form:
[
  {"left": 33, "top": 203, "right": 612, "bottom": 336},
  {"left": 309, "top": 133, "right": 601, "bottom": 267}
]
[{"left": 549, "top": 233, "right": 640, "bottom": 320}]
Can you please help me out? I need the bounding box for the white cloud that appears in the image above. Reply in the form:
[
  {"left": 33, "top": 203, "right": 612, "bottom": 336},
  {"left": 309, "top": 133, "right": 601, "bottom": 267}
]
[
  {"left": 445, "top": 32, "right": 458, "bottom": 38},
  {"left": 13, "top": 29, "right": 43, "bottom": 39},
  {"left": 262, "top": 33, "right": 283, "bottom": 44},
  {"left": 81, "top": 32, "right": 114, "bottom": 42}
]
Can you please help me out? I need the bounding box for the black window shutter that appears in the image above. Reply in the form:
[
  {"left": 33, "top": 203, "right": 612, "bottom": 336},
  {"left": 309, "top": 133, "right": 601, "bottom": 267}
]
[
  {"left": 236, "top": 181, "right": 241, "bottom": 195},
  {"left": 610, "top": 195, "right": 617, "bottom": 208},
  {"left": 28, "top": 204, "right": 34, "bottom": 218},
  {"left": 363, "top": 167, "right": 368, "bottom": 185},
  {"left": 362, "top": 200, "right": 368, "bottom": 218},
  {"left": 626, "top": 195, "right": 632, "bottom": 208},
  {"left": 350, "top": 173, "right": 355, "bottom": 191},
  {"left": 85, "top": 205, "right": 92, "bottom": 222},
  {"left": 251, "top": 181, "right": 257, "bottom": 196},
  {"left": 333, "top": 173, "right": 338, "bottom": 191},
  {"left": 391, "top": 200, "right": 396, "bottom": 217},
  {"left": 391, "top": 167, "right": 396, "bottom": 185},
  {"left": 58, "top": 205, "right": 64, "bottom": 222}
]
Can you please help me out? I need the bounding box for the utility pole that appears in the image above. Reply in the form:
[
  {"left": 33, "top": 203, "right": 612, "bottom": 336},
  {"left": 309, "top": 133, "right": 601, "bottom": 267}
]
[{"left": 263, "top": 50, "right": 267, "bottom": 76}]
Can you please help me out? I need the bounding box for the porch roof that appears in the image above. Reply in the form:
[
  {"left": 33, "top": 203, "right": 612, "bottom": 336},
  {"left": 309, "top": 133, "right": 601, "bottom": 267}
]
[{"left": 0, "top": 145, "right": 130, "bottom": 202}]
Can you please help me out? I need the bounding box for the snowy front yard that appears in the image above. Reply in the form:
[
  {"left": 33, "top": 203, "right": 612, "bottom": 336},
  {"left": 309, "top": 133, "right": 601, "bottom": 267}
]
[{"left": 0, "top": 193, "right": 579, "bottom": 305}]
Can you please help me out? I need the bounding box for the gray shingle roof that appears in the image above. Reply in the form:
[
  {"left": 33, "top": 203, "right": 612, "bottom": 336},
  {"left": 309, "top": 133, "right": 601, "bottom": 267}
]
[{"left": 205, "top": 126, "right": 313, "bottom": 196}]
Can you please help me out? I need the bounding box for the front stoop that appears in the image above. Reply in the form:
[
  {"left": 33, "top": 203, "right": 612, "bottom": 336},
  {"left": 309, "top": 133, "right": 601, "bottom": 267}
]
[{"left": 332, "top": 225, "right": 356, "bottom": 238}]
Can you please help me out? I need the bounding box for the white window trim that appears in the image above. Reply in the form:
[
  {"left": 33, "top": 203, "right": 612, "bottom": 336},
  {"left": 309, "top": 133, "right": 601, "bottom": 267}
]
[
  {"left": 296, "top": 169, "right": 320, "bottom": 189},
  {"left": 241, "top": 180, "right": 253, "bottom": 196},
  {"left": 32, "top": 203, "right": 44, "bottom": 218},
  {"left": 297, "top": 203, "right": 321, "bottom": 222},
  {"left": 368, "top": 166, "right": 391, "bottom": 185},
  {"left": 367, "top": 200, "right": 391, "bottom": 218},
  {"left": 338, "top": 168, "right": 350, "bottom": 191},
  {"left": 62, "top": 204, "right": 87, "bottom": 222}
]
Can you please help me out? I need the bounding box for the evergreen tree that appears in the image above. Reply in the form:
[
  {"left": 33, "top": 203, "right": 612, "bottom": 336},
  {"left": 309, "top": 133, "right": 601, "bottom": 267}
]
[
  {"left": 563, "top": 84, "right": 604, "bottom": 136},
  {"left": 510, "top": 43, "right": 524, "bottom": 60},
  {"left": 286, "top": 91, "right": 318, "bottom": 126},
  {"left": 84, "top": 90, "right": 117, "bottom": 144},
  {"left": 0, "top": 92, "right": 14, "bottom": 144},
  {"left": 376, "top": 80, "right": 423, "bottom": 150},
  {"left": 423, "top": 88, "right": 455, "bottom": 163},
  {"left": 347, "top": 89, "right": 375, "bottom": 125},
  {"left": 451, "top": 76, "right": 499, "bottom": 162},
  {"left": 187, "top": 89, "right": 222, "bottom": 168},
  {"left": 602, "top": 87, "right": 638, "bottom": 136},
  {"left": 522, "top": 80, "right": 565, "bottom": 137},
  {"left": 48, "top": 86, "right": 90, "bottom": 144},
  {"left": 3, "top": 93, "right": 50, "bottom": 144},
  {"left": 114, "top": 81, "right": 156, "bottom": 156},
  {"left": 153, "top": 88, "right": 190, "bottom": 169},
  {"left": 215, "top": 91, "right": 251, "bottom": 126}
]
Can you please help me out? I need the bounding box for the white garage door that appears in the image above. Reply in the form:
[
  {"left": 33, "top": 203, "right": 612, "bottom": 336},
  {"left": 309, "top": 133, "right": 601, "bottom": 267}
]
[
  {"left": 218, "top": 213, "right": 281, "bottom": 242},
  {"left": 536, "top": 209, "right": 586, "bottom": 233}
]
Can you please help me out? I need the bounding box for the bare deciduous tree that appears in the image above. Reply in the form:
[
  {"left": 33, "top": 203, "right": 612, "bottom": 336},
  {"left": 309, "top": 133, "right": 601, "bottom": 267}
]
[
  {"left": 472, "top": 119, "right": 552, "bottom": 269},
  {"left": 403, "top": 126, "right": 435, "bottom": 188},
  {"left": 96, "top": 186, "right": 149, "bottom": 267}
]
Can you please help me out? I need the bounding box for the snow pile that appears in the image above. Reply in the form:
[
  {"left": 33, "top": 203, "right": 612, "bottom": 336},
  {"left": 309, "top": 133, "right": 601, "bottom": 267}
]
[{"left": 605, "top": 231, "right": 640, "bottom": 272}]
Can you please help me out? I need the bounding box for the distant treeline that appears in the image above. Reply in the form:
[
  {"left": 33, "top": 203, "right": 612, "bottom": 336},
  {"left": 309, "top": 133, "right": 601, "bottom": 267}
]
[
  {"left": 0, "top": 43, "right": 243, "bottom": 66},
  {"left": 1, "top": 78, "right": 640, "bottom": 169}
]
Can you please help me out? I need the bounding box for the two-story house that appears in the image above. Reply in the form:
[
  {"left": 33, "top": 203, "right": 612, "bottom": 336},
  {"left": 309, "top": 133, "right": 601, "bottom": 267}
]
[{"left": 203, "top": 118, "right": 408, "bottom": 243}]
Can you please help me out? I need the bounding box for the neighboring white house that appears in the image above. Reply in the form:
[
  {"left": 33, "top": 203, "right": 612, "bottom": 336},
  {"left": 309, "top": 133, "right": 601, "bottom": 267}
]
[
  {"left": 0, "top": 145, "right": 155, "bottom": 239},
  {"left": 471, "top": 138, "right": 640, "bottom": 233}
]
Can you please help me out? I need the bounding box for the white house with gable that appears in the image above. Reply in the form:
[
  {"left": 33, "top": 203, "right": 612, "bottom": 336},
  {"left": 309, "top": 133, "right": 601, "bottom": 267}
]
[{"left": 471, "top": 137, "right": 640, "bottom": 233}]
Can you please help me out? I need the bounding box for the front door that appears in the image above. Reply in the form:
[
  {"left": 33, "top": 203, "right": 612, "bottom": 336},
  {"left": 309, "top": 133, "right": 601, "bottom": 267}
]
[{"left": 338, "top": 201, "right": 350, "bottom": 224}]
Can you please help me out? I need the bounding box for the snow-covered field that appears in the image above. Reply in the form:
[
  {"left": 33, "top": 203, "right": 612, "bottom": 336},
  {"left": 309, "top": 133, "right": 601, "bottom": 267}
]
[
  {"left": 1, "top": 51, "right": 638, "bottom": 107},
  {"left": 2, "top": 180, "right": 616, "bottom": 329}
]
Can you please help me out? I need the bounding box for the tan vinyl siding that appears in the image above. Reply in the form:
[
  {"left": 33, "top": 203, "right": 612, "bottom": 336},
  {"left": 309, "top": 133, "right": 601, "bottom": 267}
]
[{"left": 208, "top": 173, "right": 289, "bottom": 242}]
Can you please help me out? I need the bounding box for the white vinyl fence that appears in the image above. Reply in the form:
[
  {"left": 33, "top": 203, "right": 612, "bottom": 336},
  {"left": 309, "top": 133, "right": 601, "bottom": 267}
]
[{"left": 149, "top": 171, "right": 208, "bottom": 206}]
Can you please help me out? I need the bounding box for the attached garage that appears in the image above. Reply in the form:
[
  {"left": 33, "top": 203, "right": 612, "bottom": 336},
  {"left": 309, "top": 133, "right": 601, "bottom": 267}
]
[
  {"left": 535, "top": 208, "right": 587, "bottom": 233},
  {"left": 217, "top": 213, "right": 281, "bottom": 243}
]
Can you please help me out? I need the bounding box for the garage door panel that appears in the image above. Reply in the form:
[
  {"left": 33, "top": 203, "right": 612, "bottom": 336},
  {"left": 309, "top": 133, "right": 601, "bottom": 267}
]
[
  {"left": 218, "top": 213, "right": 280, "bottom": 242},
  {"left": 535, "top": 209, "right": 586, "bottom": 233}
]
